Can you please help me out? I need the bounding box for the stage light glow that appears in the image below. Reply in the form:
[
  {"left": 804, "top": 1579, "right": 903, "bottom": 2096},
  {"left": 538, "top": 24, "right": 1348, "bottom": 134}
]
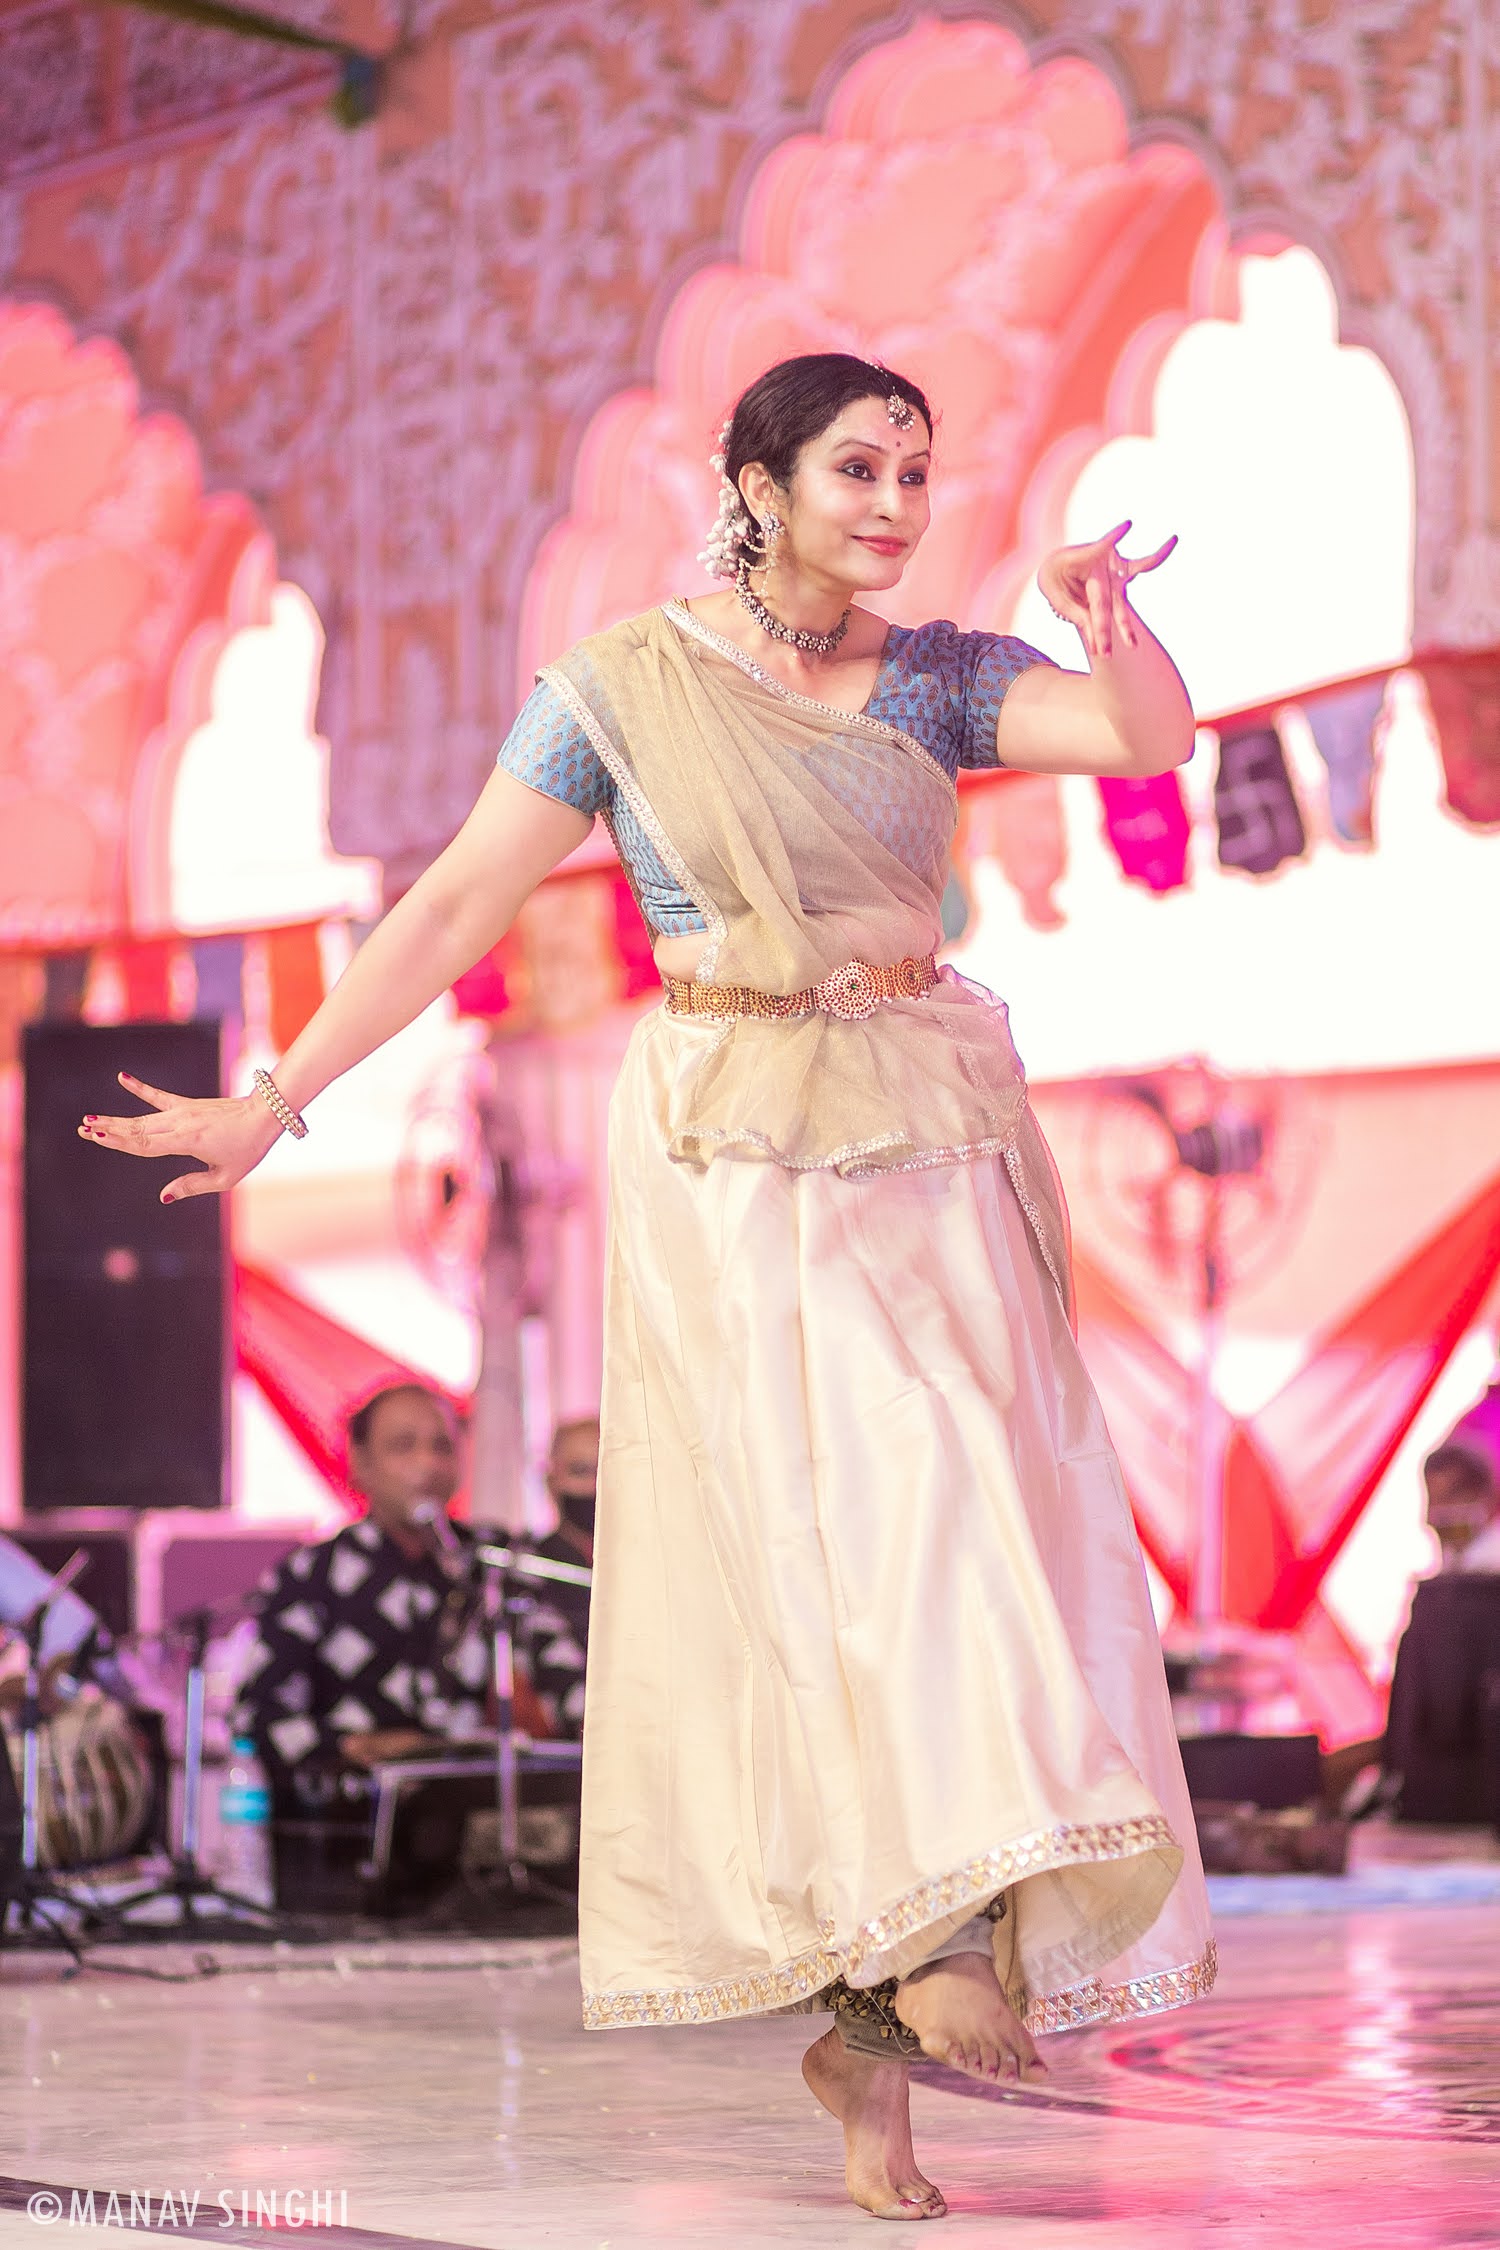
[
  {"left": 1012, "top": 249, "right": 1414, "bottom": 712},
  {"left": 975, "top": 251, "right": 1484, "bottom": 1086},
  {"left": 168, "top": 584, "right": 379, "bottom": 934},
  {"left": 983, "top": 248, "right": 1493, "bottom": 1684}
]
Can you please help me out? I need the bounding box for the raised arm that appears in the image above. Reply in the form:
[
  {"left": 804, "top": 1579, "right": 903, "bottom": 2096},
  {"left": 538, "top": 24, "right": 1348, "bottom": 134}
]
[
  {"left": 995, "top": 523, "right": 1196, "bottom": 780},
  {"left": 80, "top": 770, "right": 591, "bottom": 1201}
]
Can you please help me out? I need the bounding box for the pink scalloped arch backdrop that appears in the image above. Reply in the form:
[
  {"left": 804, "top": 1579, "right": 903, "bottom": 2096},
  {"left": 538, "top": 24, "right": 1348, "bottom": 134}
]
[
  {"left": 517, "top": 19, "right": 1226, "bottom": 697},
  {"left": 0, "top": 301, "right": 270, "bottom": 945}
]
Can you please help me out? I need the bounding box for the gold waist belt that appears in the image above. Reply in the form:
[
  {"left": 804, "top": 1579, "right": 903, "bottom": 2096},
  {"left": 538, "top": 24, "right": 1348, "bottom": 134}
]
[{"left": 662, "top": 953, "right": 938, "bottom": 1025}]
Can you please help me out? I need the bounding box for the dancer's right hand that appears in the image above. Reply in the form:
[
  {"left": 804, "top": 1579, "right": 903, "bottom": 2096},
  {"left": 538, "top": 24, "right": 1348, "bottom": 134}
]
[{"left": 77, "top": 1072, "right": 285, "bottom": 1204}]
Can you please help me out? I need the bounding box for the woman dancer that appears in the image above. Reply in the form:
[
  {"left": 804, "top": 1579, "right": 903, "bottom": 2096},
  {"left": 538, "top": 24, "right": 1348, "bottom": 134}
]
[{"left": 83, "top": 355, "right": 1213, "bottom": 2222}]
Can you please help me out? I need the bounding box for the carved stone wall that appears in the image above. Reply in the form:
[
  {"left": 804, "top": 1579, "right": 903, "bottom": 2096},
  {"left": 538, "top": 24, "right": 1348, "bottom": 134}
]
[{"left": 1, "top": 0, "right": 1495, "bottom": 879}]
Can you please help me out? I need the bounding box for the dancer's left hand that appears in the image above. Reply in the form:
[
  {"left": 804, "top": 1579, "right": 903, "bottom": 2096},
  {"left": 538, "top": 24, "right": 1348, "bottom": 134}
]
[{"left": 1038, "top": 521, "right": 1177, "bottom": 660}]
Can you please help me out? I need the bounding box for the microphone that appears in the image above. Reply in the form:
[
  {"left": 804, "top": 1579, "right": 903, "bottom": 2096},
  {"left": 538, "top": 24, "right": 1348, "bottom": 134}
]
[
  {"left": 471, "top": 1542, "right": 593, "bottom": 1590},
  {"left": 411, "top": 1498, "right": 469, "bottom": 1579}
]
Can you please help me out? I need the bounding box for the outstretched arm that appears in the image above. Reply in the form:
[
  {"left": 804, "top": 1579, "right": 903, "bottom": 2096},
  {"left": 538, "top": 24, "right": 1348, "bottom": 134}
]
[
  {"left": 81, "top": 771, "right": 591, "bottom": 1201},
  {"left": 995, "top": 523, "right": 1196, "bottom": 780}
]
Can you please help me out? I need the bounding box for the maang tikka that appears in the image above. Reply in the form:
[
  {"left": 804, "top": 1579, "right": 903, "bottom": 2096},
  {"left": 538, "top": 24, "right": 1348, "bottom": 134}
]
[{"left": 886, "top": 391, "right": 916, "bottom": 430}]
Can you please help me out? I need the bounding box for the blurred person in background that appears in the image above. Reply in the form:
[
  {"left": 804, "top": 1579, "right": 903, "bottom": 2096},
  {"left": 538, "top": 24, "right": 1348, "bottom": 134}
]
[
  {"left": 514, "top": 1417, "right": 599, "bottom": 1741},
  {"left": 235, "top": 1383, "right": 488, "bottom": 1787},
  {"left": 1422, "top": 1374, "right": 1500, "bottom": 1572},
  {"left": 1323, "top": 1365, "right": 1500, "bottom": 1817}
]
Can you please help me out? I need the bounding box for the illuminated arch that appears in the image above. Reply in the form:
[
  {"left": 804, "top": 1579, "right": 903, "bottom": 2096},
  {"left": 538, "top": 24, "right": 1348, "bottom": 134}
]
[
  {"left": 0, "top": 300, "right": 266, "bottom": 942},
  {"left": 0, "top": 299, "right": 370, "bottom": 944},
  {"left": 165, "top": 580, "right": 378, "bottom": 933},
  {"left": 518, "top": 18, "right": 1227, "bottom": 692}
]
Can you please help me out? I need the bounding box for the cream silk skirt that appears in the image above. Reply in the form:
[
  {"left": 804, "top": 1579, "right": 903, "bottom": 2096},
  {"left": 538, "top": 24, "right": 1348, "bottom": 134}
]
[{"left": 580, "top": 1008, "right": 1215, "bottom": 2035}]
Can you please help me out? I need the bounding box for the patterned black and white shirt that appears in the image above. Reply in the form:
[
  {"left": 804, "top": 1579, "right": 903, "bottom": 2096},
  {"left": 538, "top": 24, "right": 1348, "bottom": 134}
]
[
  {"left": 515, "top": 1530, "right": 590, "bottom": 1741},
  {"left": 234, "top": 1518, "right": 490, "bottom": 1782}
]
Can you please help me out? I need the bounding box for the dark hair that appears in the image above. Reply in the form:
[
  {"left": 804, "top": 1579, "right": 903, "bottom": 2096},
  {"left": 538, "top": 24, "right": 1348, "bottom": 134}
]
[
  {"left": 551, "top": 1415, "right": 601, "bottom": 1449},
  {"left": 347, "top": 1381, "right": 451, "bottom": 1450},
  {"left": 1424, "top": 1443, "right": 1495, "bottom": 1496},
  {"left": 712, "top": 353, "right": 933, "bottom": 575}
]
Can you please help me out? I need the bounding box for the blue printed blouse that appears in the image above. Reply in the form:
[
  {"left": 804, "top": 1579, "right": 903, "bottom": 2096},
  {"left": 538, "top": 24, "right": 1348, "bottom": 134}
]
[{"left": 497, "top": 616, "right": 1053, "bottom": 935}]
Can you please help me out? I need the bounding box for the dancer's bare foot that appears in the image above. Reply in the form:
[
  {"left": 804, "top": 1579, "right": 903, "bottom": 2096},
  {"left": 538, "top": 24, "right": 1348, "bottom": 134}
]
[
  {"left": 802, "top": 2027, "right": 947, "bottom": 2221},
  {"left": 894, "top": 1952, "right": 1049, "bottom": 2086}
]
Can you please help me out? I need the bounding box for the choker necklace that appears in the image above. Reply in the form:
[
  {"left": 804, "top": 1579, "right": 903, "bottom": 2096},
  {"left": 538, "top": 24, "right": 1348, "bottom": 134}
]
[{"left": 735, "top": 564, "right": 850, "bottom": 656}]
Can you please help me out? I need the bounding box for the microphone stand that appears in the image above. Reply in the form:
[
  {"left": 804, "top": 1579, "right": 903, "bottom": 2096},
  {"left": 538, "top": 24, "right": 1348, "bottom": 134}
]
[
  {"left": 374, "top": 1506, "right": 589, "bottom": 1909},
  {"left": 112, "top": 1604, "right": 285, "bottom": 1935},
  {"left": 470, "top": 1540, "right": 591, "bottom": 1902}
]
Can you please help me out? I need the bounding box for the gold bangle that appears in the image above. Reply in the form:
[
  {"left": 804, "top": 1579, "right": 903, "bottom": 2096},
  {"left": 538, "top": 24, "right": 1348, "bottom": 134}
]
[{"left": 252, "top": 1067, "right": 308, "bottom": 1141}]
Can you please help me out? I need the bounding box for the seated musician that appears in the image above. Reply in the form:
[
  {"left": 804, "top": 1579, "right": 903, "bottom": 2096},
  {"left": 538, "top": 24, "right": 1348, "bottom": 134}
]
[
  {"left": 0, "top": 1532, "right": 157, "bottom": 1869},
  {"left": 1323, "top": 1372, "right": 1500, "bottom": 1818},
  {"left": 235, "top": 1382, "right": 491, "bottom": 1793},
  {"left": 1421, "top": 1376, "right": 1500, "bottom": 1572},
  {"left": 515, "top": 1417, "right": 598, "bottom": 1741}
]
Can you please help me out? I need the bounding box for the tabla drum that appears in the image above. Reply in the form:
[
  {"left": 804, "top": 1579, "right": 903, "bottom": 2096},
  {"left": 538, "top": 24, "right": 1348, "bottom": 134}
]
[{"left": 2, "top": 1688, "right": 154, "bottom": 1868}]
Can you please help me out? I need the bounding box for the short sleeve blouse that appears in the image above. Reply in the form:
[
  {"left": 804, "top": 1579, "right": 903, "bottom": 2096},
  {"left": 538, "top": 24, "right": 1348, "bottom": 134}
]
[{"left": 496, "top": 616, "right": 1054, "bottom": 934}]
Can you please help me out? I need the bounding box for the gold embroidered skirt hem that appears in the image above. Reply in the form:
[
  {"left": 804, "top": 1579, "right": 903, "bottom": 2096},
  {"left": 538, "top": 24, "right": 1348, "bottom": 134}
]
[
  {"left": 580, "top": 1937, "right": 1219, "bottom": 2037},
  {"left": 581, "top": 1821, "right": 1217, "bottom": 2032},
  {"left": 578, "top": 1010, "right": 1213, "bottom": 2038}
]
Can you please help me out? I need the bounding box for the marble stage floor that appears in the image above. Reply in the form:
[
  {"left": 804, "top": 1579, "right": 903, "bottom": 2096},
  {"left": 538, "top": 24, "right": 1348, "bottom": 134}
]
[{"left": 2, "top": 1896, "right": 1498, "bottom": 2250}]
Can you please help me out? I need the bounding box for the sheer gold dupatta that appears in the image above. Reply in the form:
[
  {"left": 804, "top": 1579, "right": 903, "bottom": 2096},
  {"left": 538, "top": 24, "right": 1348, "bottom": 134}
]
[{"left": 542, "top": 603, "right": 1073, "bottom": 1308}]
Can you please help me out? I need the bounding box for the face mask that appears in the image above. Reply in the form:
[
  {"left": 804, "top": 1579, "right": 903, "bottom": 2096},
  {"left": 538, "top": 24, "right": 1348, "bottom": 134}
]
[{"left": 559, "top": 1488, "right": 596, "bottom": 1536}]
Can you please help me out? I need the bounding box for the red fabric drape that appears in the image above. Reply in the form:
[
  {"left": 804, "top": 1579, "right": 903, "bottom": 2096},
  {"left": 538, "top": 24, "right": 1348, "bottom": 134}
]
[
  {"left": 1075, "top": 1173, "right": 1500, "bottom": 1741},
  {"left": 234, "top": 1262, "right": 467, "bottom": 1504},
  {"left": 1074, "top": 1256, "right": 1303, "bottom": 1628},
  {"left": 1250, "top": 1164, "right": 1500, "bottom": 1628},
  {"left": 1076, "top": 1172, "right": 1500, "bottom": 1631},
  {"left": 1073, "top": 1252, "right": 1196, "bottom": 1610},
  {"left": 264, "top": 924, "right": 326, "bottom": 1055},
  {"left": 116, "top": 938, "right": 178, "bottom": 1020}
]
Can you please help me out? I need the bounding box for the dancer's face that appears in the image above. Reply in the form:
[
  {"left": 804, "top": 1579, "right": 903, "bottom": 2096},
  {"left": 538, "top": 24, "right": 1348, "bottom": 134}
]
[{"left": 739, "top": 400, "right": 932, "bottom": 600}]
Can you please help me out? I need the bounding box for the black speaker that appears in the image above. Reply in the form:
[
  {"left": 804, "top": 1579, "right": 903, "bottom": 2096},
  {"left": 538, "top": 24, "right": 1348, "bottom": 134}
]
[
  {"left": 1177, "top": 1730, "right": 1323, "bottom": 1810},
  {"left": 23, "top": 1020, "right": 228, "bottom": 1512}
]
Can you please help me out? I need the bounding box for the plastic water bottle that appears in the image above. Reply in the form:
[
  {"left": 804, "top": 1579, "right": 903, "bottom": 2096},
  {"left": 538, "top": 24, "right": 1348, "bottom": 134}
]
[{"left": 217, "top": 1735, "right": 274, "bottom": 1908}]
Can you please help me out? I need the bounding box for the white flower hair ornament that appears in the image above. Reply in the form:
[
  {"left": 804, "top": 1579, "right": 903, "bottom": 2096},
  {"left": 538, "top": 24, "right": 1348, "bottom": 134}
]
[{"left": 698, "top": 416, "right": 759, "bottom": 579}]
